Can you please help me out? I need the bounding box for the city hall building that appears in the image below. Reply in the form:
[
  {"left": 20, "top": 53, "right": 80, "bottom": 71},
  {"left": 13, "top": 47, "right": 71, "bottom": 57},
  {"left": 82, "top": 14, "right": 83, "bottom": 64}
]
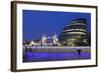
[{"left": 59, "top": 18, "right": 90, "bottom": 46}]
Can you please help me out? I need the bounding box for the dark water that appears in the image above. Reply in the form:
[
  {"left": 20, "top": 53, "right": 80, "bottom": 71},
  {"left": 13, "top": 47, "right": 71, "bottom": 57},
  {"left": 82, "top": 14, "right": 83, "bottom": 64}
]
[{"left": 23, "top": 51, "right": 91, "bottom": 62}]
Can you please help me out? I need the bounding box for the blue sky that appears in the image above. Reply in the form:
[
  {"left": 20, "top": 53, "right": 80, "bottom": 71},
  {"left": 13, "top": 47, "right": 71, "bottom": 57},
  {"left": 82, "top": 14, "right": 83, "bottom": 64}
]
[{"left": 23, "top": 10, "right": 91, "bottom": 41}]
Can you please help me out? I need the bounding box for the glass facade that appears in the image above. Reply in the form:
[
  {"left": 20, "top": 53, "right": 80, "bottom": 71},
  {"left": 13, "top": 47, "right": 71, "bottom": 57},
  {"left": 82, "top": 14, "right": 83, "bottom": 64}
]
[{"left": 59, "top": 18, "right": 90, "bottom": 46}]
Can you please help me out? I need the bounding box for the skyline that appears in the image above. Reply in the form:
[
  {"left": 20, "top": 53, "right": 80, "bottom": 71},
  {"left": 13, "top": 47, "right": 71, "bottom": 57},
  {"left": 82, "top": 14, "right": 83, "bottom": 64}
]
[{"left": 23, "top": 10, "right": 91, "bottom": 41}]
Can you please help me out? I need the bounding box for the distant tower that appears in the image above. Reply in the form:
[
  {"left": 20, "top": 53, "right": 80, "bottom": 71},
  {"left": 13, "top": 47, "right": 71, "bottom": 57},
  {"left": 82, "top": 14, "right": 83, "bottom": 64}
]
[
  {"left": 53, "top": 34, "right": 59, "bottom": 45},
  {"left": 41, "top": 34, "right": 47, "bottom": 45}
]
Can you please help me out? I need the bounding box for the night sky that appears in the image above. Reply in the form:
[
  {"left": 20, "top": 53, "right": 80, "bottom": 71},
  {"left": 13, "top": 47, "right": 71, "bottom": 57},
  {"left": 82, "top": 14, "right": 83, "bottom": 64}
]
[{"left": 23, "top": 10, "right": 91, "bottom": 41}]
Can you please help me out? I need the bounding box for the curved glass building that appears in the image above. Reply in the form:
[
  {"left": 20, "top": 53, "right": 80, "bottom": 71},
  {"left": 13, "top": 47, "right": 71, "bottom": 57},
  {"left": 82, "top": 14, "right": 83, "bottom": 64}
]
[{"left": 59, "top": 18, "right": 90, "bottom": 46}]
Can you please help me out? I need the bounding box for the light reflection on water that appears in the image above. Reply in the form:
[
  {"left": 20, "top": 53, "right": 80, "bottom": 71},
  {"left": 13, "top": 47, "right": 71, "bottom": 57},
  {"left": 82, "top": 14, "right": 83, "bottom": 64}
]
[{"left": 23, "top": 51, "right": 91, "bottom": 62}]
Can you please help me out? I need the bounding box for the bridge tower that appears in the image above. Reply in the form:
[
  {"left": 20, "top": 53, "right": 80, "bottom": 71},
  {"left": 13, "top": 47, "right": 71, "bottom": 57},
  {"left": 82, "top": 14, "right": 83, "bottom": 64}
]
[
  {"left": 41, "top": 34, "right": 47, "bottom": 46},
  {"left": 53, "top": 34, "right": 59, "bottom": 45}
]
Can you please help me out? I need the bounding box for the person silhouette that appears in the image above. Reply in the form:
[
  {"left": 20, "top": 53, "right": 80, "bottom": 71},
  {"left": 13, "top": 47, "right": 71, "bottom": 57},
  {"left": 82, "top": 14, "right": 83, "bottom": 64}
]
[{"left": 77, "top": 49, "right": 81, "bottom": 59}]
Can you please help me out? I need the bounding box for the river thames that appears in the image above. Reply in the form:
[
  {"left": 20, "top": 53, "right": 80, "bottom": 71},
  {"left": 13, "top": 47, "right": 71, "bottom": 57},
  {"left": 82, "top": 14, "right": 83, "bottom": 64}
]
[{"left": 23, "top": 46, "right": 91, "bottom": 62}]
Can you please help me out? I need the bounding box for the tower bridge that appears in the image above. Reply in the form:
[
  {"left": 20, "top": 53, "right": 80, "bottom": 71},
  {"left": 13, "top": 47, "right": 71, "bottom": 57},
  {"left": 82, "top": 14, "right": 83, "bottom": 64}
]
[
  {"left": 40, "top": 34, "right": 61, "bottom": 46},
  {"left": 28, "top": 34, "right": 61, "bottom": 47}
]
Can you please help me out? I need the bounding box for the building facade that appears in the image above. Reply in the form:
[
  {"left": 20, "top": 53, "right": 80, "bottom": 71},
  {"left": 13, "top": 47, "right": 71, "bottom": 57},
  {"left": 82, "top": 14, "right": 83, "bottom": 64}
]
[{"left": 59, "top": 18, "right": 90, "bottom": 46}]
